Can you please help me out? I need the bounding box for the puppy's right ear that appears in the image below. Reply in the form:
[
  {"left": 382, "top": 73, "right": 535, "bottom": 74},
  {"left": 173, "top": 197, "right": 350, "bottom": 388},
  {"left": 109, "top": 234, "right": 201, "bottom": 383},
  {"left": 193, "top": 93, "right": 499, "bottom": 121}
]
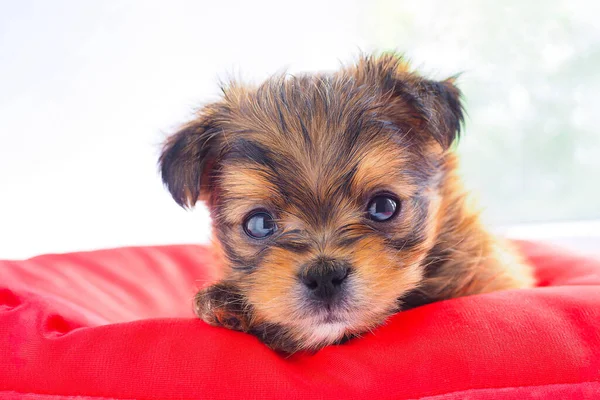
[{"left": 159, "top": 113, "right": 221, "bottom": 208}]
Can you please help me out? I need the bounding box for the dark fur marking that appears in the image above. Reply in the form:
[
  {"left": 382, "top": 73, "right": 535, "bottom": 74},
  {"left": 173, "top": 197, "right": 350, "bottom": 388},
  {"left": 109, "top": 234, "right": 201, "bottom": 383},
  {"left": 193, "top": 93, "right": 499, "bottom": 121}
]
[
  {"left": 337, "top": 235, "right": 362, "bottom": 247},
  {"left": 226, "top": 139, "right": 275, "bottom": 167},
  {"left": 397, "top": 289, "right": 437, "bottom": 311},
  {"left": 335, "top": 222, "right": 371, "bottom": 247},
  {"left": 276, "top": 103, "right": 288, "bottom": 132},
  {"left": 422, "top": 242, "right": 451, "bottom": 278},
  {"left": 297, "top": 113, "right": 311, "bottom": 145},
  {"left": 249, "top": 323, "right": 298, "bottom": 353},
  {"left": 215, "top": 229, "right": 260, "bottom": 272},
  {"left": 335, "top": 333, "right": 356, "bottom": 345},
  {"left": 388, "top": 232, "right": 427, "bottom": 252},
  {"left": 273, "top": 240, "right": 311, "bottom": 253},
  {"left": 332, "top": 164, "right": 358, "bottom": 198},
  {"left": 387, "top": 195, "right": 430, "bottom": 251},
  {"left": 346, "top": 112, "right": 365, "bottom": 149}
]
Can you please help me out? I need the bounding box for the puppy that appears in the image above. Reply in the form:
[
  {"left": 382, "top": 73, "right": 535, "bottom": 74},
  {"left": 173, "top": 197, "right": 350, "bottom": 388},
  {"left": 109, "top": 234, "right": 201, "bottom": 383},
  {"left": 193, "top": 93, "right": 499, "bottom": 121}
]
[{"left": 159, "top": 54, "right": 535, "bottom": 353}]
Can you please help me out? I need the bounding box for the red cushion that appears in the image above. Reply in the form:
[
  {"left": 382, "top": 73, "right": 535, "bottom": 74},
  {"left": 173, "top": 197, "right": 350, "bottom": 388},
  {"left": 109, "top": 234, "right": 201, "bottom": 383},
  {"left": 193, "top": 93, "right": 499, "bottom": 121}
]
[{"left": 1, "top": 241, "right": 599, "bottom": 399}]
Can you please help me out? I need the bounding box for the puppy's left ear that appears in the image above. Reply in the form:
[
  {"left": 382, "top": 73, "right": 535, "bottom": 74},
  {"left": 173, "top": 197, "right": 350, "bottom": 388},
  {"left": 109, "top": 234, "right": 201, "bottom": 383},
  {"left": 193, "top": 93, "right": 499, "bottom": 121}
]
[
  {"left": 354, "top": 54, "right": 464, "bottom": 150},
  {"left": 159, "top": 111, "right": 221, "bottom": 208},
  {"left": 410, "top": 77, "right": 464, "bottom": 149}
]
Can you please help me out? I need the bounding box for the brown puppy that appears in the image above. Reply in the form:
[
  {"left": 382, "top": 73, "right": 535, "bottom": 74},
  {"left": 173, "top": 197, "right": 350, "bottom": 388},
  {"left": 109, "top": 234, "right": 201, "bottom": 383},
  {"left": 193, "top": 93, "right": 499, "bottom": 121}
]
[{"left": 159, "top": 53, "right": 535, "bottom": 353}]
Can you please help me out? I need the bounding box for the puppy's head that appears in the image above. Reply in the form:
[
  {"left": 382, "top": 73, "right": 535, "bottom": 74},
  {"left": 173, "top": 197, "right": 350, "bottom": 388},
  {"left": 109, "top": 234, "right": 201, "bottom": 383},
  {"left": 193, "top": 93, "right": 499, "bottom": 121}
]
[{"left": 160, "top": 54, "right": 463, "bottom": 352}]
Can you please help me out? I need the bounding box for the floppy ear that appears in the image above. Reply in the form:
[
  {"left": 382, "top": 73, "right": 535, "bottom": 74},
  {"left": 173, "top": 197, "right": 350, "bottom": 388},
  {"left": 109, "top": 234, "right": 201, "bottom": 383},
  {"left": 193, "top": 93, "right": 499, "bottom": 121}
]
[
  {"left": 354, "top": 54, "right": 465, "bottom": 149},
  {"left": 409, "top": 77, "right": 464, "bottom": 149},
  {"left": 159, "top": 113, "right": 221, "bottom": 208}
]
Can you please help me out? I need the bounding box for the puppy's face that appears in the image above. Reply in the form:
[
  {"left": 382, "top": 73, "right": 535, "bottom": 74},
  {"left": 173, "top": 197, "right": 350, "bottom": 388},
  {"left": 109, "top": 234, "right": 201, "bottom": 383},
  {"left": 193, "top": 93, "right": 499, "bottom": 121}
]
[{"left": 160, "top": 55, "right": 463, "bottom": 352}]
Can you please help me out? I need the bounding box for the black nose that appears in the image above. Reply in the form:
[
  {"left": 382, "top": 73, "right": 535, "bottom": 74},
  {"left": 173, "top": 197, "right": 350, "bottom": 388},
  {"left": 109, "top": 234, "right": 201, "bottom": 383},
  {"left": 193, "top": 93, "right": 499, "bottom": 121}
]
[{"left": 301, "top": 260, "right": 350, "bottom": 302}]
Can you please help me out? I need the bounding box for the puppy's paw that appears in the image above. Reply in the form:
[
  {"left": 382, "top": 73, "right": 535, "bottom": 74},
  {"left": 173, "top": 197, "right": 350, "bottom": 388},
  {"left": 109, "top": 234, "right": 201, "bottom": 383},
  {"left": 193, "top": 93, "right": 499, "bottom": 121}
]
[{"left": 194, "top": 283, "right": 250, "bottom": 332}]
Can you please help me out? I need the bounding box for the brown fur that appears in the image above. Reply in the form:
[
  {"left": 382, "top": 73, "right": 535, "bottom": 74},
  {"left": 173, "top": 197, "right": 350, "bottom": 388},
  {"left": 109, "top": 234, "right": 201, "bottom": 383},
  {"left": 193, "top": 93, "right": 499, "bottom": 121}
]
[{"left": 160, "top": 53, "right": 534, "bottom": 353}]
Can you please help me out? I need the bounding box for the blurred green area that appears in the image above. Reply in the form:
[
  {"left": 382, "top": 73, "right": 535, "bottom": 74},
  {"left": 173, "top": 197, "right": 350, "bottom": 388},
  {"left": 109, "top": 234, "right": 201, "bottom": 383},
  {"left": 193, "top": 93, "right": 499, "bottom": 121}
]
[{"left": 363, "top": 0, "right": 600, "bottom": 224}]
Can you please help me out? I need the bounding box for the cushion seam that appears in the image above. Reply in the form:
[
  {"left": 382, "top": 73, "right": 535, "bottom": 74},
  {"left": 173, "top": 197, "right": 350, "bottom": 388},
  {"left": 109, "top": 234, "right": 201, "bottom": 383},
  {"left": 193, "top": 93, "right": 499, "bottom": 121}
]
[{"left": 411, "top": 379, "right": 600, "bottom": 400}]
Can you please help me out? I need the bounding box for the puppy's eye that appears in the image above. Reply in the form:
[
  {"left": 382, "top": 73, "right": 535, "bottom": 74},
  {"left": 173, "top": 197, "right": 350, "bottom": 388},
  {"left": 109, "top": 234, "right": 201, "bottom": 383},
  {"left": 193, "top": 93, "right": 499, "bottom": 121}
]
[
  {"left": 367, "top": 195, "right": 399, "bottom": 222},
  {"left": 243, "top": 211, "right": 276, "bottom": 239}
]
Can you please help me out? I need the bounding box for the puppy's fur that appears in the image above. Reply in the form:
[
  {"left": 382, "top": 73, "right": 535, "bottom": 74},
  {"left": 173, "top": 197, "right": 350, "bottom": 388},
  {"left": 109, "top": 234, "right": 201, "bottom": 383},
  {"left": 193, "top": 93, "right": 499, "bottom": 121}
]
[{"left": 160, "top": 54, "right": 534, "bottom": 353}]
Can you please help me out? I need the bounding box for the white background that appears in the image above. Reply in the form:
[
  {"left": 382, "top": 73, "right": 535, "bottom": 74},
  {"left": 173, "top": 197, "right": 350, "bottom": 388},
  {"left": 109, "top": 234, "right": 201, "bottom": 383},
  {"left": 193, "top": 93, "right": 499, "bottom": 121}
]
[{"left": 1, "top": 1, "right": 598, "bottom": 259}]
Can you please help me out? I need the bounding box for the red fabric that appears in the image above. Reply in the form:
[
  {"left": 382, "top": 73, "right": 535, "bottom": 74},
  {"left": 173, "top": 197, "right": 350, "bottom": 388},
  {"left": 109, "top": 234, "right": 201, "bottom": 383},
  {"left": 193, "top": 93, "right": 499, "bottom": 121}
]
[{"left": 1, "top": 241, "right": 599, "bottom": 400}]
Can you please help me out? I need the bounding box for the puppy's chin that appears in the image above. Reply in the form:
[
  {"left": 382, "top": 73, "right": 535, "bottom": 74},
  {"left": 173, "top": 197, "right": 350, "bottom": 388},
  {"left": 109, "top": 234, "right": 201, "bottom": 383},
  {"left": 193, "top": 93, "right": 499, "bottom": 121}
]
[
  {"left": 252, "top": 320, "right": 352, "bottom": 353},
  {"left": 298, "top": 321, "right": 350, "bottom": 349},
  {"left": 253, "top": 306, "right": 394, "bottom": 353}
]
